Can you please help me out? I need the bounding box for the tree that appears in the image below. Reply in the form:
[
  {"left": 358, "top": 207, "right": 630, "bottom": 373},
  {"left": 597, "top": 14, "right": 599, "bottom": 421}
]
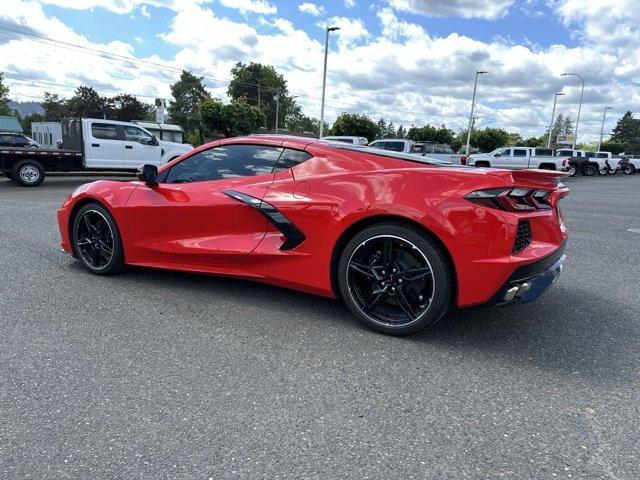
[
  {"left": 506, "top": 132, "right": 523, "bottom": 146},
  {"left": 42, "top": 92, "right": 68, "bottom": 121},
  {"left": 600, "top": 139, "right": 630, "bottom": 155},
  {"left": 386, "top": 122, "right": 396, "bottom": 138},
  {"left": 65, "top": 86, "right": 108, "bottom": 118},
  {"left": 168, "top": 71, "right": 210, "bottom": 133},
  {"left": 330, "top": 113, "right": 379, "bottom": 141},
  {"left": 523, "top": 136, "right": 545, "bottom": 148},
  {"left": 286, "top": 107, "right": 320, "bottom": 136},
  {"left": 468, "top": 127, "right": 510, "bottom": 152},
  {"left": 198, "top": 97, "right": 265, "bottom": 138},
  {"left": 0, "top": 72, "right": 12, "bottom": 116},
  {"left": 376, "top": 118, "right": 387, "bottom": 139},
  {"left": 110, "top": 94, "right": 154, "bottom": 122},
  {"left": 610, "top": 111, "right": 640, "bottom": 153},
  {"left": 406, "top": 125, "right": 455, "bottom": 145},
  {"left": 19, "top": 112, "right": 44, "bottom": 133},
  {"left": 228, "top": 62, "right": 295, "bottom": 131},
  {"left": 396, "top": 125, "right": 406, "bottom": 139}
]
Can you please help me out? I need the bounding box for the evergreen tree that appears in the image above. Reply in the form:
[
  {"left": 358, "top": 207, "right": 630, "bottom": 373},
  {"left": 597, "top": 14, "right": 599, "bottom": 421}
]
[
  {"left": 168, "top": 71, "right": 210, "bottom": 133},
  {"left": 42, "top": 92, "right": 67, "bottom": 121},
  {"left": 376, "top": 118, "right": 387, "bottom": 139},
  {"left": 610, "top": 111, "right": 640, "bottom": 153},
  {"left": 396, "top": 125, "right": 406, "bottom": 138},
  {"left": 386, "top": 121, "right": 396, "bottom": 138},
  {"left": 0, "top": 72, "right": 12, "bottom": 116}
]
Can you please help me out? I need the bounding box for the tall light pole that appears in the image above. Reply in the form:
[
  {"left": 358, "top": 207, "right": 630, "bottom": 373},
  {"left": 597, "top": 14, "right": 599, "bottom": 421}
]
[
  {"left": 319, "top": 26, "right": 340, "bottom": 138},
  {"left": 598, "top": 106, "right": 613, "bottom": 151},
  {"left": 465, "top": 70, "right": 487, "bottom": 155},
  {"left": 547, "top": 92, "right": 565, "bottom": 148},
  {"left": 274, "top": 93, "right": 280, "bottom": 133},
  {"left": 561, "top": 73, "right": 584, "bottom": 149}
]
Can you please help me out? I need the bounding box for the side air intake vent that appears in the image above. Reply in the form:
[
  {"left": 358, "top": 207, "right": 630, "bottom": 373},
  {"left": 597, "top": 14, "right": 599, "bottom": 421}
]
[{"left": 512, "top": 220, "right": 532, "bottom": 254}]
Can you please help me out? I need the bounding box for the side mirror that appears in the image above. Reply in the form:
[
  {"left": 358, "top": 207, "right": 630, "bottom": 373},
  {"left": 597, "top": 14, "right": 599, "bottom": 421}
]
[{"left": 137, "top": 164, "right": 158, "bottom": 185}]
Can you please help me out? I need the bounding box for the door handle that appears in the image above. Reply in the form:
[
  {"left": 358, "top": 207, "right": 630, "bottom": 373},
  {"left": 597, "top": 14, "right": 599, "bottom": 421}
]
[
  {"left": 125, "top": 145, "right": 133, "bottom": 149},
  {"left": 91, "top": 143, "right": 100, "bottom": 147}
]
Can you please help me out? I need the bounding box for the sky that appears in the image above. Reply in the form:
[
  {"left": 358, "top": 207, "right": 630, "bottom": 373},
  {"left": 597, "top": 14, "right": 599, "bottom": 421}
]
[{"left": 0, "top": 0, "right": 639, "bottom": 143}]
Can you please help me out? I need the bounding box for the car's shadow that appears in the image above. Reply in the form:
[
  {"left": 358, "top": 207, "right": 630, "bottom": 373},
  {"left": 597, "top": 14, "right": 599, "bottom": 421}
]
[{"left": 70, "top": 261, "right": 635, "bottom": 385}]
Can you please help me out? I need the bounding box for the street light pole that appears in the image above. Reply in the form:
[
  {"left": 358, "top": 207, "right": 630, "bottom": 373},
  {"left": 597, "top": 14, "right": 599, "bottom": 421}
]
[
  {"left": 547, "top": 92, "right": 565, "bottom": 148},
  {"left": 274, "top": 94, "right": 280, "bottom": 134},
  {"left": 561, "top": 73, "right": 584, "bottom": 149},
  {"left": 598, "top": 106, "right": 613, "bottom": 151},
  {"left": 319, "top": 26, "right": 340, "bottom": 138},
  {"left": 465, "top": 70, "right": 487, "bottom": 155}
]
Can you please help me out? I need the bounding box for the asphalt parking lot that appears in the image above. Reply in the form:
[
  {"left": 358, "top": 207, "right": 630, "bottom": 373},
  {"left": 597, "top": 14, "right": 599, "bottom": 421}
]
[{"left": 1, "top": 174, "right": 639, "bottom": 479}]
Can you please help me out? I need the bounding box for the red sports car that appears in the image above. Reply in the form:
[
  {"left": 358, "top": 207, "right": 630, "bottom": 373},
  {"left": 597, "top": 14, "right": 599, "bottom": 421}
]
[{"left": 57, "top": 135, "right": 569, "bottom": 335}]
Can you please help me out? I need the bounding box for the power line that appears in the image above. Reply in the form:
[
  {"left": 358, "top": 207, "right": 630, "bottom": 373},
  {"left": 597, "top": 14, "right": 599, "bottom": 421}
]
[{"left": 0, "top": 26, "right": 469, "bottom": 121}]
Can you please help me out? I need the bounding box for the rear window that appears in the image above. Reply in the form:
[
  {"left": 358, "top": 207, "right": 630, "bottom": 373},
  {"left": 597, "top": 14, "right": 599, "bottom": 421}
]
[
  {"left": 92, "top": 123, "right": 119, "bottom": 140},
  {"left": 513, "top": 149, "right": 528, "bottom": 157},
  {"left": 385, "top": 141, "right": 404, "bottom": 152},
  {"left": 274, "top": 148, "right": 312, "bottom": 172},
  {"left": 534, "top": 149, "right": 553, "bottom": 156}
]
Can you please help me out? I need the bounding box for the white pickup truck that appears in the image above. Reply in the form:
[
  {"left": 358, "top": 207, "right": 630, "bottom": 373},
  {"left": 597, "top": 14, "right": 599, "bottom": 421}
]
[
  {"left": 1, "top": 118, "right": 193, "bottom": 186},
  {"left": 368, "top": 139, "right": 463, "bottom": 164},
  {"left": 555, "top": 149, "right": 620, "bottom": 176},
  {"left": 467, "top": 147, "right": 569, "bottom": 172}
]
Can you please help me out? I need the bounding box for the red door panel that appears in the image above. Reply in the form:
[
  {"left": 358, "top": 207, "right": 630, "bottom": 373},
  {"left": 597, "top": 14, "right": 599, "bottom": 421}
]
[{"left": 125, "top": 175, "right": 274, "bottom": 266}]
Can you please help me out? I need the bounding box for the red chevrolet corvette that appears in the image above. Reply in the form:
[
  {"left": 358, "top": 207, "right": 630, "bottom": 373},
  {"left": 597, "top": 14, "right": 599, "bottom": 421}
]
[{"left": 57, "top": 135, "right": 568, "bottom": 335}]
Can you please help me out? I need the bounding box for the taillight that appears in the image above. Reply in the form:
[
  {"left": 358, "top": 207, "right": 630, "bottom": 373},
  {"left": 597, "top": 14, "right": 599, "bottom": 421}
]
[
  {"left": 460, "top": 155, "right": 467, "bottom": 165},
  {"left": 465, "top": 188, "right": 552, "bottom": 211}
]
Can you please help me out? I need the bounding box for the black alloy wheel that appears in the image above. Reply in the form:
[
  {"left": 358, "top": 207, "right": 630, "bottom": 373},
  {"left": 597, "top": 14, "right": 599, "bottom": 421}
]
[
  {"left": 338, "top": 224, "right": 452, "bottom": 336},
  {"left": 72, "top": 203, "right": 124, "bottom": 275}
]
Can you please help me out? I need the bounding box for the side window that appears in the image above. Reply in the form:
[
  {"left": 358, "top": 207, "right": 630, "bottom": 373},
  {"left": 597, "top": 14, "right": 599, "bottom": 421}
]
[
  {"left": 274, "top": 148, "right": 313, "bottom": 172},
  {"left": 165, "top": 144, "right": 283, "bottom": 184},
  {"left": 513, "top": 149, "right": 527, "bottom": 157},
  {"left": 370, "top": 141, "right": 384, "bottom": 149},
  {"left": 92, "top": 123, "right": 119, "bottom": 140},
  {"left": 124, "top": 126, "right": 154, "bottom": 145},
  {"left": 496, "top": 149, "right": 510, "bottom": 157},
  {"left": 386, "top": 141, "right": 404, "bottom": 152}
]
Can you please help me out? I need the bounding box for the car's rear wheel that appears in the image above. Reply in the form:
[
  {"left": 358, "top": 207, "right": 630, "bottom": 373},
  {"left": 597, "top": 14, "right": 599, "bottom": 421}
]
[
  {"left": 338, "top": 223, "right": 452, "bottom": 336},
  {"left": 566, "top": 164, "right": 577, "bottom": 176},
  {"left": 623, "top": 165, "right": 635, "bottom": 175},
  {"left": 72, "top": 203, "right": 124, "bottom": 275}
]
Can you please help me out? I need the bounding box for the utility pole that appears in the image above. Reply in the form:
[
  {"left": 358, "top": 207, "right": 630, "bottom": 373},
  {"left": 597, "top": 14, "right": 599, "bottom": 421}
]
[
  {"left": 274, "top": 94, "right": 280, "bottom": 134},
  {"left": 319, "top": 26, "right": 340, "bottom": 138},
  {"left": 561, "top": 73, "right": 585, "bottom": 149},
  {"left": 598, "top": 106, "right": 613, "bottom": 151},
  {"left": 547, "top": 92, "right": 565, "bottom": 148},
  {"left": 465, "top": 70, "right": 486, "bottom": 155}
]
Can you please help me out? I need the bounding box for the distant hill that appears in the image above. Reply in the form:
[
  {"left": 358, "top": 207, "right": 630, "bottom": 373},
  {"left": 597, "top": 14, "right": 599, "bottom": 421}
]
[{"left": 8, "top": 101, "right": 44, "bottom": 117}]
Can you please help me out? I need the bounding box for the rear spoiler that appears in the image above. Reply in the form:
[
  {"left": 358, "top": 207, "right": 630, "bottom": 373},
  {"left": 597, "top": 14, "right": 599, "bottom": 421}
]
[{"left": 488, "top": 168, "right": 569, "bottom": 188}]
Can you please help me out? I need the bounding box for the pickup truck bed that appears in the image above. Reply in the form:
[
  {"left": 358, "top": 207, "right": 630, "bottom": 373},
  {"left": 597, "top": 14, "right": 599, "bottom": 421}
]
[{"left": 1, "top": 148, "right": 84, "bottom": 186}]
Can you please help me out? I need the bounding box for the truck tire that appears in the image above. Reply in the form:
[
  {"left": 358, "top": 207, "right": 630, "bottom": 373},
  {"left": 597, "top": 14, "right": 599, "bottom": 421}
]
[
  {"left": 623, "top": 165, "right": 635, "bottom": 175},
  {"left": 475, "top": 161, "right": 490, "bottom": 168},
  {"left": 538, "top": 163, "right": 556, "bottom": 171},
  {"left": 12, "top": 160, "right": 45, "bottom": 187},
  {"left": 582, "top": 165, "right": 597, "bottom": 176},
  {"left": 566, "top": 163, "right": 578, "bottom": 176}
]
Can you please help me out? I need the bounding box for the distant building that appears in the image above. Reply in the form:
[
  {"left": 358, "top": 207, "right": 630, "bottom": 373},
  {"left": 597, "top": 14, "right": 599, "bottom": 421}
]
[
  {"left": 31, "top": 122, "right": 62, "bottom": 148},
  {"left": 0, "top": 116, "right": 23, "bottom": 133},
  {"left": 132, "top": 121, "right": 185, "bottom": 144}
]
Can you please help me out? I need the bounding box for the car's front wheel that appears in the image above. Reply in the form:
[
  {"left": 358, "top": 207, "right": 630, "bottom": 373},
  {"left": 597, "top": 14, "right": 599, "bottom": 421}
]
[
  {"left": 338, "top": 223, "right": 453, "bottom": 336},
  {"left": 72, "top": 203, "right": 124, "bottom": 275}
]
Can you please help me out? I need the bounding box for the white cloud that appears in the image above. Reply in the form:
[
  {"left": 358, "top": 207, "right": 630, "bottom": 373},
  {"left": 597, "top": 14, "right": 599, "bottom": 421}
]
[
  {"left": 344, "top": 0, "right": 356, "bottom": 7},
  {"left": 298, "top": 2, "right": 325, "bottom": 17},
  {"left": 218, "top": 0, "right": 277, "bottom": 15},
  {"left": 388, "top": 0, "right": 514, "bottom": 20},
  {"left": 0, "top": 0, "right": 637, "bottom": 143},
  {"left": 140, "top": 5, "right": 151, "bottom": 17}
]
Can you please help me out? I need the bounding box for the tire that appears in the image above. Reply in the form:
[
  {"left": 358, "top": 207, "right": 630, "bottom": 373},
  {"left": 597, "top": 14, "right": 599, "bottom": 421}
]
[
  {"left": 582, "top": 165, "right": 596, "bottom": 177},
  {"left": 566, "top": 164, "right": 577, "bottom": 176},
  {"left": 623, "top": 165, "right": 635, "bottom": 175},
  {"left": 337, "top": 223, "right": 453, "bottom": 336},
  {"left": 475, "top": 161, "right": 490, "bottom": 168},
  {"left": 12, "top": 160, "right": 45, "bottom": 187},
  {"left": 72, "top": 203, "right": 125, "bottom": 275}
]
